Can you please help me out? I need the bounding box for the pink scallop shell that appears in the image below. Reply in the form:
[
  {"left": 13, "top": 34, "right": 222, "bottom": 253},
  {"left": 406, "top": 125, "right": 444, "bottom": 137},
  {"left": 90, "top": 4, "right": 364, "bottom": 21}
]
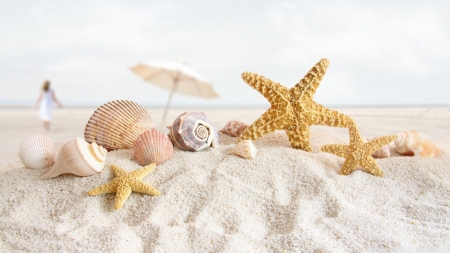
[
  {"left": 219, "top": 120, "right": 248, "bottom": 137},
  {"left": 133, "top": 129, "right": 174, "bottom": 166}
]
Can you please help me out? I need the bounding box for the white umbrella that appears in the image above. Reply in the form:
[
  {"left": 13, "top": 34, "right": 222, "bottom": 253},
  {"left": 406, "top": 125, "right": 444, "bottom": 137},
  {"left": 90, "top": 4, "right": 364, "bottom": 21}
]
[{"left": 130, "top": 61, "right": 219, "bottom": 130}]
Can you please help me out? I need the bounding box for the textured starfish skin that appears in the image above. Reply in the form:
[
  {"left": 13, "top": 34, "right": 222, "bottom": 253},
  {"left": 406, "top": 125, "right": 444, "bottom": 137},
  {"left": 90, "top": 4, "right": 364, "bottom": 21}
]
[
  {"left": 237, "top": 59, "right": 353, "bottom": 152},
  {"left": 321, "top": 122, "right": 398, "bottom": 177},
  {"left": 88, "top": 164, "right": 160, "bottom": 210}
]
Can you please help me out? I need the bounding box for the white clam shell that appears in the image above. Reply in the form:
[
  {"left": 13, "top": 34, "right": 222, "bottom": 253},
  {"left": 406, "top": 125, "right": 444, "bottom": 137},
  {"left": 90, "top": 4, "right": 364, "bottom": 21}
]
[
  {"left": 19, "top": 134, "right": 56, "bottom": 169},
  {"left": 225, "top": 140, "right": 257, "bottom": 159},
  {"left": 41, "top": 138, "right": 107, "bottom": 179},
  {"left": 133, "top": 129, "right": 174, "bottom": 166}
]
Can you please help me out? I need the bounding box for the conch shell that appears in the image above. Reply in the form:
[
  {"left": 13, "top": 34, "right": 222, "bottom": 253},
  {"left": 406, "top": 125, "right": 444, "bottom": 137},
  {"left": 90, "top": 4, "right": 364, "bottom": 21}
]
[
  {"left": 225, "top": 140, "right": 257, "bottom": 159},
  {"left": 394, "top": 131, "right": 441, "bottom": 158},
  {"left": 219, "top": 120, "right": 248, "bottom": 137},
  {"left": 84, "top": 100, "right": 154, "bottom": 151},
  {"left": 19, "top": 134, "right": 56, "bottom": 169},
  {"left": 133, "top": 129, "right": 174, "bottom": 166},
  {"left": 366, "top": 137, "right": 390, "bottom": 158},
  {"left": 41, "top": 138, "right": 107, "bottom": 179},
  {"left": 168, "top": 111, "right": 219, "bottom": 151}
]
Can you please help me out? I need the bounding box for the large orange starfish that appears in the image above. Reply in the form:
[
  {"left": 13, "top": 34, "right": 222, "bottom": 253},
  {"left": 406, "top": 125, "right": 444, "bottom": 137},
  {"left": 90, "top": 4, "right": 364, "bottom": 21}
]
[{"left": 237, "top": 59, "right": 353, "bottom": 152}]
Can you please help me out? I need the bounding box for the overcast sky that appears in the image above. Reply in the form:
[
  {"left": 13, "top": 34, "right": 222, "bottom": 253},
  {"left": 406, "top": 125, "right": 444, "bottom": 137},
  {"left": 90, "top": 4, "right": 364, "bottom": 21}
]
[{"left": 1, "top": 0, "right": 449, "bottom": 107}]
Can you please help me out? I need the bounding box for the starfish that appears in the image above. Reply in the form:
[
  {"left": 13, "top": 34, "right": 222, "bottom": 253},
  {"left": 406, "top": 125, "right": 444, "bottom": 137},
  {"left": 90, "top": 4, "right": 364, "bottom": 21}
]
[
  {"left": 237, "top": 58, "right": 353, "bottom": 152},
  {"left": 321, "top": 121, "right": 398, "bottom": 177},
  {"left": 88, "top": 164, "right": 160, "bottom": 210}
]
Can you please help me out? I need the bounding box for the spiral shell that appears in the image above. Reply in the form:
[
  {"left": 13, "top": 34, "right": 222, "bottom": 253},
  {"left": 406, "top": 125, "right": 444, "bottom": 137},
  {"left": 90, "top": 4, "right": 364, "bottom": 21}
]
[
  {"left": 219, "top": 120, "right": 248, "bottom": 137},
  {"left": 168, "top": 111, "right": 219, "bottom": 151},
  {"left": 133, "top": 129, "right": 174, "bottom": 166},
  {"left": 41, "top": 138, "right": 107, "bottom": 179},
  {"left": 394, "top": 131, "right": 441, "bottom": 158},
  {"left": 225, "top": 140, "right": 257, "bottom": 159},
  {"left": 19, "top": 134, "right": 56, "bottom": 169},
  {"left": 84, "top": 100, "right": 154, "bottom": 151},
  {"left": 366, "top": 137, "right": 390, "bottom": 158}
]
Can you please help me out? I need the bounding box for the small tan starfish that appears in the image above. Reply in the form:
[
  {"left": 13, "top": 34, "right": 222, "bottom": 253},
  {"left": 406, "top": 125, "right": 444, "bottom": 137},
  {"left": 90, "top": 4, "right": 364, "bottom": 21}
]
[
  {"left": 237, "top": 58, "right": 353, "bottom": 152},
  {"left": 88, "top": 164, "right": 160, "bottom": 210},
  {"left": 321, "top": 121, "right": 397, "bottom": 177}
]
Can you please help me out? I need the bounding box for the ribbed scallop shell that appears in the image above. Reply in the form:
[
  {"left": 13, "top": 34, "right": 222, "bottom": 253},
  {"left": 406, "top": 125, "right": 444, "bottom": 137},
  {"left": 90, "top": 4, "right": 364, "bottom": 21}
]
[
  {"left": 167, "top": 111, "right": 219, "bottom": 151},
  {"left": 225, "top": 140, "right": 257, "bottom": 159},
  {"left": 219, "top": 120, "right": 248, "bottom": 137},
  {"left": 41, "top": 138, "right": 107, "bottom": 179},
  {"left": 84, "top": 100, "right": 154, "bottom": 150},
  {"left": 133, "top": 129, "right": 174, "bottom": 166},
  {"left": 394, "top": 131, "right": 441, "bottom": 158},
  {"left": 19, "top": 134, "right": 56, "bottom": 169}
]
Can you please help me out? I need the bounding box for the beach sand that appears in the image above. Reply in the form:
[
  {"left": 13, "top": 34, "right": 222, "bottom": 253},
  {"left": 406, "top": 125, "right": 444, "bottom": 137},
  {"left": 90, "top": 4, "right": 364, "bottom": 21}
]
[{"left": 0, "top": 107, "right": 449, "bottom": 252}]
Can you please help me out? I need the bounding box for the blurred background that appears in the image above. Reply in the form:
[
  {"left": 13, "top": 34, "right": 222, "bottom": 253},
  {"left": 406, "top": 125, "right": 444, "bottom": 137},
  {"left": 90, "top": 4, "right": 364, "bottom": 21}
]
[{"left": 1, "top": 0, "right": 449, "bottom": 108}]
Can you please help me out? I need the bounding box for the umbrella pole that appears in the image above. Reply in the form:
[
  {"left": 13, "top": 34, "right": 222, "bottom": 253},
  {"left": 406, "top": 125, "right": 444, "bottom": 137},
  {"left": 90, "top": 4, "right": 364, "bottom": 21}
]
[{"left": 159, "top": 81, "right": 178, "bottom": 131}]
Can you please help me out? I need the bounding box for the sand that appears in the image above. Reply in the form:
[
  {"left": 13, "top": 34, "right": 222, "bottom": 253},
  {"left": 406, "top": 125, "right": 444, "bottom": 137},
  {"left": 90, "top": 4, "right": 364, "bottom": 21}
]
[{"left": 0, "top": 107, "right": 449, "bottom": 252}]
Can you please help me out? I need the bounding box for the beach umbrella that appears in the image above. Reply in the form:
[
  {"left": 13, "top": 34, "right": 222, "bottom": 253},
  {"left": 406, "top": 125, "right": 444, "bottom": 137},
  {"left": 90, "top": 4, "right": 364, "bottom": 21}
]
[{"left": 130, "top": 61, "right": 219, "bottom": 130}]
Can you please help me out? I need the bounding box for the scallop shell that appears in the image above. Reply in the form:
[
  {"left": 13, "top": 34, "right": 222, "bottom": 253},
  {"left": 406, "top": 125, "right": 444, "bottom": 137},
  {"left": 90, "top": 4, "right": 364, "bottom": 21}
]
[
  {"left": 225, "top": 140, "right": 257, "bottom": 159},
  {"left": 133, "top": 129, "right": 174, "bottom": 166},
  {"left": 394, "top": 131, "right": 441, "bottom": 158},
  {"left": 366, "top": 137, "right": 390, "bottom": 158},
  {"left": 19, "top": 134, "right": 56, "bottom": 169},
  {"left": 219, "top": 120, "right": 248, "bottom": 137},
  {"left": 41, "top": 138, "right": 107, "bottom": 179},
  {"left": 167, "top": 111, "right": 219, "bottom": 151},
  {"left": 84, "top": 100, "right": 154, "bottom": 151}
]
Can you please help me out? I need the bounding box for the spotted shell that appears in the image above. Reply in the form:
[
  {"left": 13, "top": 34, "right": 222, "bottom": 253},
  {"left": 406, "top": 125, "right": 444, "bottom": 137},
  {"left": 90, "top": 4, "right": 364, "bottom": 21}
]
[
  {"left": 167, "top": 111, "right": 219, "bottom": 151},
  {"left": 19, "top": 134, "right": 56, "bottom": 169},
  {"left": 219, "top": 120, "right": 248, "bottom": 137},
  {"left": 225, "top": 140, "right": 257, "bottom": 159},
  {"left": 394, "top": 131, "right": 441, "bottom": 158},
  {"left": 366, "top": 137, "right": 390, "bottom": 158},
  {"left": 133, "top": 129, "right": 174, "bottom": 166},
  {"left": 84, "top": 100, "right": 155, "bottom": 151}
]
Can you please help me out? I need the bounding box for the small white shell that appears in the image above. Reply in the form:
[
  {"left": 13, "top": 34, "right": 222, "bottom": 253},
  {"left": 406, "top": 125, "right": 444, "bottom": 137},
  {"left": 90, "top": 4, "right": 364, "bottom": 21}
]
[
  {"left": 19, "top": 134, "right": 56, "bottom": 169},
  {"left": 366, "top": 137, "right": 390, "bottom": 158},
  {"left": 225, "top": 140, "right": 257, "bottom": 159},
  {"left": 133, "top": 129, "right": 174, "bottom": 166},
  {"left": 41, "top": 138, "right": 107, "bottom": 179}
]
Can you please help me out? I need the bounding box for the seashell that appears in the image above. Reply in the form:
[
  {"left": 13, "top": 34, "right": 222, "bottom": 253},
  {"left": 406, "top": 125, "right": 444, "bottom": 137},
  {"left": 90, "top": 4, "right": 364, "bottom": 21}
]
[
  {"left": 133, "top": 129, "right": 174, "bottom": 166},
  {"left": 394, "top": 131, "right": 441, "bottom": 158},
  {"left": 225, "top": 140, "right": 257, "bottom": 159},
  {"left": 41, "top": 138, "right": 107, "bottom": 179},
  {"left": 219, "top": 120, "right": 248, "bottom": 137},
  {"left": 84, "top": 100, "right": 155, "bottom": 151},
  {"left": 366, "top": 137, "right": 390, "bottom": 158},
  {"left": 167, "top": 111, "right": 219, "bottom": 151},
  {"left": 19, "top": 134, "right": 56, "bottom": 169}
]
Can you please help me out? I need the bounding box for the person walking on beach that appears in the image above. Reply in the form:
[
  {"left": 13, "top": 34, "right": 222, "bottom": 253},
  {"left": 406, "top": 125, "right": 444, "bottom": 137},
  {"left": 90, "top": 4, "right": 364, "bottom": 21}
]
[{"left": 33, "top": 80, "right": 63, "bottom": 131}]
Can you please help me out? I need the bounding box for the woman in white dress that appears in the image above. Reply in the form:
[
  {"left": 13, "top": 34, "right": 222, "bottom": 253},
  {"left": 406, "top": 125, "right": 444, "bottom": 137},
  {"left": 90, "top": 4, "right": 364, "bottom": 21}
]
[{"left": 33, "top": 80, "right": 63, "bottom": 131}]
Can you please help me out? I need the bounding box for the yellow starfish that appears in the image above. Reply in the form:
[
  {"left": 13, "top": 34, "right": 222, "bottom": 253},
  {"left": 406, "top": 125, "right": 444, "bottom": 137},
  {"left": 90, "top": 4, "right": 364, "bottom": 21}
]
[
  {"left": 237, "top": 58, "right": 353, "bottom": 152},
  {"left": 321, "top": 121, "right": 398, "bottom": 177},
  {"left": 88, "top": 164, "right": 160, "bottom": 210}
]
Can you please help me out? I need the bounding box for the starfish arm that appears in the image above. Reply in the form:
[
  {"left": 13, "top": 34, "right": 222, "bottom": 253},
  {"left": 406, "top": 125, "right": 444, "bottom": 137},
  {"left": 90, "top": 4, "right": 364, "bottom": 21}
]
[
  {"left": 88, "top": 180, "right": 118, "bottom": 196},
  {"left": 302, "top": 102, "right": 354, "bottom": 128},
  {"left": 348, "top": 121, "right": 365, "bottom": 149},
  {"left": 285, "top": 123, "right": 313, "bottom": 151},
  {"left": 321, "top": 144, "right": 350, "bottom": 158},
  {"left": 340, "top": 157, "right": 359, "bottom": 175},
  {"left": 237, "top": 108, "right": 289, "bottom": 143},
  {"left": 291, "top": 59, "right": 330, "bottom": 101},
  {"left": 241, "top": 72, "right": 290, "bottom": 105},
  {"left": 130, "top": 179, "right": 161, "bottom": 196},
  {"left": 360, "top": 156, "right": 384, "bottom": 177},
  {"left": 365, "top": 134, "right": 398, "bottom": 154},
  {"left": 111, "top": 164, "right": 127, "bottom": 177},
  {"left": 129, "top": 164, "right": 156, "bottom": 180},
  {"left": 115, "top": 183, "right": 132, "bottom": 210}
]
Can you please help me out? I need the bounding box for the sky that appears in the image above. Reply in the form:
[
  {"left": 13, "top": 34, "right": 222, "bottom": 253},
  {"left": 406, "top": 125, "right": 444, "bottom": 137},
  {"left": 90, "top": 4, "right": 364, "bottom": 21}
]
[{"left": 1, "top": 0, "right": 449, "bottom": 107}]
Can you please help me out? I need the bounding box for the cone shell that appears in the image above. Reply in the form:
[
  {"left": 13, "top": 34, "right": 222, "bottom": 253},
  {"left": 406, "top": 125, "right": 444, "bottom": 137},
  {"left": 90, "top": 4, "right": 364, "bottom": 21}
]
[
  {"left": 219, "top": 120, "right": 248, "bottom": 137},
  {"left": 366, "top": 137, "right": 390, "bottom": 158},
  {"left": 84, "top": 100, "right": 154, "bottom": 151},
  {"left": 133, "top": 129, "right": 174, "bottom": 166},
  {"left": 19, "top": 134, "right": 56, "bottom": 169},
  {"left": 168, "top": 111, "right": 219, "bottom": 151},
  {"left": 225, "top": 140, "right": 257, "bottom": 159},
  {"left": 41, "top": 138, "right": 107, "bottom": 179},
  {"left": 394, "top": 131, "right": 441, "bottom": 158}
]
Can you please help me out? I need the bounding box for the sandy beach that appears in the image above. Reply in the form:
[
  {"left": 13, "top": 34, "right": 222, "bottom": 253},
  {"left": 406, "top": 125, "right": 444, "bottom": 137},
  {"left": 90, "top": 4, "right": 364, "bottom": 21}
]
[{"left": 0, "top": 106, "right": 449, "bottom": 252}]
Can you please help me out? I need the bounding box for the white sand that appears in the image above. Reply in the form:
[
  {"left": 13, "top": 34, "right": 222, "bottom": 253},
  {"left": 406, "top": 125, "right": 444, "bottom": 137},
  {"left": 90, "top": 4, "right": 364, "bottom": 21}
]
[{"left": 0, "top": 107, "right": 449, "bottom": 252}]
